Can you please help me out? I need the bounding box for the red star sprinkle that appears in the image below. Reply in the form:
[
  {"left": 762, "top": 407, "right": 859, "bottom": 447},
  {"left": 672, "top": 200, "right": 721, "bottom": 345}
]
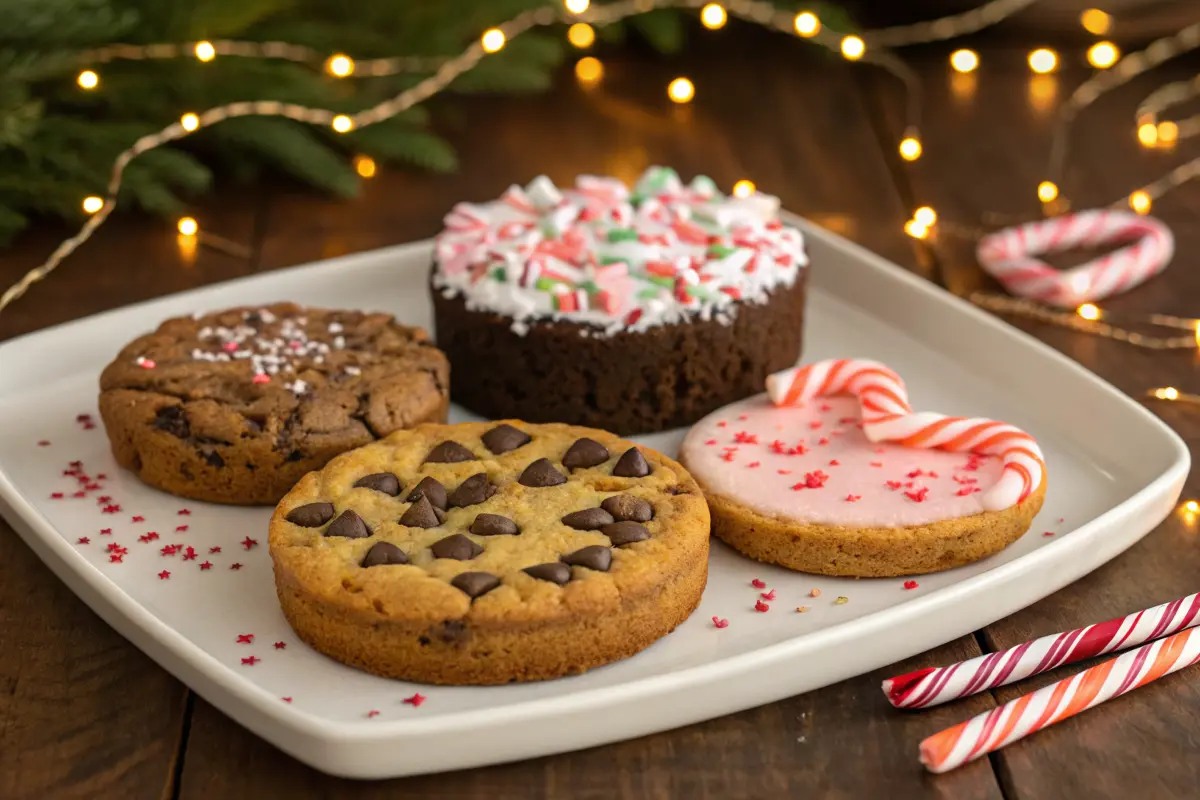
[
  {"left": 792, "top": 470, "right": 829, "bottom": 491},
  {"left": 158, "top": 570, "right": 171, "bottom": 580},
  {"left": 241, "top": 656, "right": 260, "bottom": 666},
  {"left": 907, "top": 469, "right": 926, "bottom": 479},
  {"left": 754, "top": 600, "right": 770, "bottom": 612},
  {"left": 704, "top": 439, "right": 717, "bottom": 446},
  {"left": 366, "top": 709, "right": 380, "bottom": 718},
  {"left": 955, "top": 487, "right": 981, "bottom": 496},
  {"left": 733, "top": 431, "right": 758, "bottom": 444},
  {"left": 777, "top": 469, "right": 792, "bottom": 475},
  {"left": 177, "top": 509, "right": 191, "bottom": 516},
  {"left": 719, "top": 451, "right": 736, "bottom": 462},
  {"left": 712, "top": 616, "right": 730, "bottom": 629},
  {"left": 282, "top": 697, "right": 293, "bottom": 703},
  {"left": 84, "top": 483, "right": 101, "bottom": 491},
  {"left": 1043, "top": 531, "right": 1055, "bottom": 537},
  {"left": 403, "top": 693, "right": 427, "bottom": 707},
  {"left": 1057, "top": 517, "right": 1065, "bottom": 523},
  {"left": 760, "top": 590, "right": 777, "bottom": 601},
  {"left": 903, "top": 580, "right": 919, "bottom": 590},
  {"left": 716, "top": 421, "right": 727, "bottom": 428},
  {"left": 131, "top": 515, "right": 144, "bottom": 522},
  {"left": 241, "top": 537, "right": 258, "bottom": 550},
  {"left": 817, "top": 437, "right": 829, "bottom": 446},
  {"left": 37, "top": 440, "right": 50, "bottom": 447},
  {"left": 274, "top": 641, "right": 286, "bottom": 650},
  {"left": 182, "top": 546, "right": 198, "bottom": 561},
  {"left": 738, "top": 413, "right": 749, "bottom": 421},
  {"left": 808, "top": 420, "right": 822, "bottom": 430},
  {"left": 77, "top": 537, "right": 90, "bottom": 545},
  {"left": 100, "top": 528, "right": 112, "bottom": 535},
  {"left": 845, "top": 494, "right": 861, "bottom": 502},
  {"left": 83, "top": 421, "right": 96, "bottom": 429},
  {"left": 829, "top": 459, "right": 840, "bottom": 466},
  {"left": 236, "top": 634, "right": 254, "bottom": 644},
  {"left": 102, "top": 504, "right": 121, "bottom": 514},
  {"left": 905, "top": 487, "right": 930, "bottom": 503},
  {"left": 230, "top": 563, "right": 243, "bottom": 570},
  {"left": 769, "top": 439, "right": 787, "bottom": 453},
  {"left": 209, "top": 546, "right": 221, "bottom": 553},
  {"left": 50, "top": 492, "right": 64, "bottom": 499},
  {"left": 138, "top": 533, "right": 160, "bottom": 543},
  {"left": 72, "top": 491, "right": 86, "bottom": 498},
  {"left": 929, "top": 471, "right": 939, "bottom": 478},
  {"left": 751, "top": 579, "right": 767, "bottom": 589},
  {"left": 161, "top": 544, "right": 179, "bottom": 556},
  {"left": 96, "top": 473, "right": 107, "bottom": 480},
  {"left": 839, "top": 416, "right": 857, "bottom": 424},
  {"left": 97, "top": 496, "right": 112, "bottom": 504},
  {"left": 869, "top": 461, "right": 883, "bottom": 468},
  {"left": 69, "top": 461, "right": 83, "bottom": 468},
  {"left": 106, "top": 543, "right": 126, "bottom": 554},
  {"left": 199, "top": 561, "right": 213, "bottom": 570},
  {"left": 175, "top": 525, "right": 188, "bottom": 532},
  {"left": 109, "top": 554, "right": 124, "bottom": 563},
  {"left": 76, "top": 414, "right": 91, "bottom": 422},
  {"left": 886, "top": 480, "right": 902, "bottom": 490},
  {"left": 747, "top": 461, "right": 761, "bottom": 468}
]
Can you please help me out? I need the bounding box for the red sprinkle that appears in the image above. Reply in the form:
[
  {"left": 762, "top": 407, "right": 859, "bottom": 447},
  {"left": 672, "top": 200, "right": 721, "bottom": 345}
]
[
  {"left": 716, "top": 421, "right": 727, "bottom": 428},
  {"left": 182, "top": 546, "right": 198, "bottom": 561},
  {"left": 37, "top": 440, "right": 50, "bottom": 447},
  {"left": 241, "top": 656, "right": 260, "bottom": 666},
  {"left": 158, "top": 570, "right": 171, "bottom": 580},
  {"left": 177, "top": 509, "right": 191, "bottom": 516},
  {"left": 230, "top": 563, "right": 243, "bottom": 570},
  {"left": 102, "top": 504, "right": 121, "bottom": 514},
  {"left": 751, "top": 579, "right": 767, "bottom": 589},
  {"left": 281, "top": 697, "right": 293, "bottom": 703},
  {"left": 131, "top": 515, "right": 144, "bottom": 523},
  {"left": 754, "top": 600, "right": 770, "bottom": 612},
  {"left": 905, "top": 487, "right": 930, "bottom": 503},
  {"left": 366, "top": 710, "right": 380, "bottom": 718},
  {"left": 138, "top": 532, "right": 160, "bottom": 543},
  {"left": 869, "top": 461, "right": 883, "bottom": 468},
  {"left": 199, "top": 561, "right": 213, "bottom": 570},
  {"left": 209, "top": 546, "right": 221, "bottom": 553},
  {"left": 1043, "top": 531, "right": 1055, "bottom": 537},
  {"left": 747, "top": 461, "right": 761, "bottom": 468},
  {"left": 274, "top": 641, "right": 287, "bottom": 650},
  {"left": 704, "top": 439, "right": 718, "bottom": 446},
  {"left": 808, "top": 420, "right": 822, "bottom": 430},
  {"left": 828, "top": 459, "right": 840, "bottom": 466},
  {"left": 733, "top": 431, "right": 758, "bottom": 444},
  {"left": 97, "top": 496, "right": 112, "bottom": 504},
  {"left": 819, "top": 403, "right": 832, "bottom": 412},
  {"left": 241, "top": 537, "right": 258, "bottom": 550},
  {"left": 760, "top": 590, "right": 777, "bottom": 601},
  {"left": 903, "top": 580, "right": 919, "bottom": 590},
  {"left": 838, "top": 416, "right": 856, "bottom": 424},
  {"left": 236, "top": 634, "right": 254, "bottom": 644},
  {"left": 885, "top": 480, "right": 902, "bottom": 490},
  {"left": 71, "top": 491, "right": 86, "bottom": 498},
  {"left": 176, "top": 525, "right": 189, "bottom": 532},
  {"left": 77, "top": 537, "right": 90, "bottom": 545},
  {"left": 161, "top": 544, "right": 180, "bottom": 556},
  {"left": 96, "top": 473, "right": 107, "bottom": 480},
  {"left": 100, "top": 528, "right": 112, "bottom": 535},
  {"left": 817, "top": 437, "right": 829, "bottom": 446},
  {"left": 907, "top": 469, "right": 925, "bottom": 479},
  {"left": 791, "top": 470, "right": 829, "bottom": 490},
  {"left": 777, "top": 469, "right": 792, "bottom": 475},
  {"left": 109, "top": 554, "right": 124, "bottom": 563},
  {"left": 403, "top": 693, "right": 427, "bottom": 707},
  {"left": 719, "top": 451, "right": 736, "bottom": 462},
  {"left": 955, "top": 487, "right": 981, "bottom": 496},
  {"left": 711, "top": 616, "right": 730, "bottom": 629},
  {"left": 845, "top": 494, "right": 861, "bottom": 502},
  {"left": 50, "top": 492, "right": 64, "bottom": 499}
]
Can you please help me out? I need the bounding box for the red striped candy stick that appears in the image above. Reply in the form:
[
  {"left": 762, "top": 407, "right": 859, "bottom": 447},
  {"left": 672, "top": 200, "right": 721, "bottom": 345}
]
[
  {"left": 884, "top": 591, "right": 1200, "bottom": 708},
  {"left": 919, "top": 626, "right": 1200, "bottom": 773}
]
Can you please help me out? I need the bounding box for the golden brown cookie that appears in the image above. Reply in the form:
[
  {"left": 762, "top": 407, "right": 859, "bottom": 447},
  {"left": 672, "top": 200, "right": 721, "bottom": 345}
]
[
  {"left": 269, "top": 421, "right": 710, "bottom": 685},
  {"left": 98, "top": 303, "right": 448, "bottom": 505}
]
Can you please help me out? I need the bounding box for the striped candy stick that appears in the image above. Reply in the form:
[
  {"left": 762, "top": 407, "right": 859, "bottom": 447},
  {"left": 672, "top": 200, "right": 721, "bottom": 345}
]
[
  {"left": 766, "top": 359, "right": 1045, "bottom": 511},
  {"left": 919, "top": 626, "right": 1200, "bottom": 773},
  {"left": 884, "top": 592, "right": 1200, "bottom": 709}
]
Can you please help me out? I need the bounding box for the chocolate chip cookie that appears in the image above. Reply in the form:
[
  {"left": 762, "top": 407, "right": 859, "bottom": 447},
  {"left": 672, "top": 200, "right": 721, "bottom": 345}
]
[
  {"left": 269, "top": 420, "right": 710, "bottom": 684},
  {"left": 98, "top": 303, "right": 449, "bottom": 505}
]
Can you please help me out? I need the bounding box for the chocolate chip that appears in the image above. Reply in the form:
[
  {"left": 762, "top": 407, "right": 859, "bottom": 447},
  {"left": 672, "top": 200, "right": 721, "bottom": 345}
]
[
  {"left": 154, "top": 405, "right": 190, "bottom": 438},
  {"left": 354, "top": 472, "right": 400, "bottom": 496},
  {"left": 326, "top": 510, "right": 371, "bottom": 539},
  {"left": 561, "top": 508, "right": 615, "bottom": 530},
  {"left": 665, "top": 485, "right": 691, "bottom": 495},
  {"left": 562, "top": 438, "right": 609, "bottom": 470},
  {"left": 613, "top": 447, "right": 651, "bottom": 478},
  {"left": 448, "top": 472, "right": 496, "bottom": 508},
  {"left": 406, "top": 476, "right": 447, "bottom": 510},
  {"left": 399, "top": 495, "right": 441, "bottom": 528},
  {"left": 523, "top": 562, "right": 571, "bottom": 585},
  {"left": 285, "top": 450, "right": 305, "bottom": 462},
  {"left": 433, "top": 506, "right": 447, "bottom": 524},
  {"left": 451, "top": 571, "right": 501, "bottom": 598},
  {"left": 561, "top": 545, "right": 613, "bottom": 572},
  {"left": 604, "top": 521, "right": 651, "bottom": 546},
  {"left": 519, "top": 458, "right": 567, "bottom": 487},
  {"left": 469, "top": 513, "right": 519, "bottom": 536},
  {"left": 601, "top": 494, "right": 654, "bottom": 522},
  {"left": 430, "top": 533, "right": 483, "bottom": 560},
  {"left": 285, "top": 502, "right": 335, "bottom": 527},
  {"left": 424, "top": 440, "right": 476, "bottom": 463},
  {"left": 481, "top": 424, "right": 531, "bottom": 455},
  {"left": 361, "top": 541, "right": 408, "bottom": 567},
  {"left": 202, "top": 450, "right": 225, "bottom": 468}
]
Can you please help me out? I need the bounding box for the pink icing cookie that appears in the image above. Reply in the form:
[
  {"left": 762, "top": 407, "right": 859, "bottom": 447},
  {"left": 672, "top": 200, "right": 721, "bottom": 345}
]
[{"left": 679, "top": 359, "right": 1047, "bottom": 577}]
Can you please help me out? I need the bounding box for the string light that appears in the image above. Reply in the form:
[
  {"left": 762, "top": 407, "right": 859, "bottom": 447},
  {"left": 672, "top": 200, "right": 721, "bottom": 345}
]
[
  {"left": 1076, "top": 303, "right": 1101, "bottom": 321},
  {"left": 904, "top": 219, "right": 929, "bottom": 239},
  {"left": 1138, "top": 123, "right": 1159, "bottom": 147},
  {"left": 177, "top": 217, "right": 198, "bottom": 236},
  {"left": 82, "top": 196, "right": 103, "bottom": 214},
  {"left": 565, "top": 0, "right": 589, "bottom": 13},
  {"left": 194, "top": 41, "right": 216, "bottom": 62},
  {"left": 1028, "top": 48, "right": 1058, "bottom": 74},
  {"left": 326, "top": 54, "right": 355, "bottom": 77},
  {"left": 1087, "top": 41, "right": 1119, "bottom": 69},
  {"left": 1130, "top": 190, "right": 1152, "bottom": 214},
  {"left": 331, "top": 114, "right": 354, "bottom": 133},
  {"left": 180, "top": 113, "right": 199, "bottom": 131},
  {"left": 700, "top": 4, "right": 727, "bottom": 30},
  {"left": 732, "top": 179, "right": 755, "bottom": 198},
  {"left": 950, "top": 49, "right": 978, "bottom": 73},
  {"left": 77, "top": 70, "right": 99, "bottom": 90},
  {"left": 354, "top": 155, "right": 377, "bottom": 178},
  {"left": 1080, "top": 9, "right": 1112, "bottom": 35},
  {"left": 1037, "top": 181, "right": 1059, "bottom": 202},
  {"left": 667, "top": 77, "right": 694, "bottom": 104},
  {"left": 568, "top": 23, "right": 595, "bottom": 48},
  {"left": 1157, "top": 387, "right": 1181, "bottom": 401},
  {"left": 1186, "top": 500, "right": 1200, "bottom": 513},
  {"left": 1158, "top": 120, "right": 1179, "bottom": 144},
  {"left": 913, "top": 206, "right": 937, "bottom": 226},
  {"left": 899, "top": 136, "right": 922, "bottom": 161},
  {"left": 575, "top": 56, "right": 603, "bottom": 85},
  {"left": 793, "top": 12, "right": 820, "bottom": 38},
  {"left": 840, "top": 36, "right": 865, "bottom": 61},
  {"left": 481, "top": 29, "right": 506, "bottom": 53}
]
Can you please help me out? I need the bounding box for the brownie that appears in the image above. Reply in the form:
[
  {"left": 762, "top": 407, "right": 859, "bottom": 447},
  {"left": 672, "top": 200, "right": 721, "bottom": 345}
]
[{"left": 98, "top": 303, "right": 449, "bottom": 505}]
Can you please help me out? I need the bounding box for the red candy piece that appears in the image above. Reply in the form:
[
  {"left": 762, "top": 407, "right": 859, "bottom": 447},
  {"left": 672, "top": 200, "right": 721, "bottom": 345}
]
[
  {"left": 403, "top": 693, "right": 427, "bottom": 707},
  {"left": 760, "top": 590, "right": 777, "bottom": 601},
  {"left": 751, "top": 579, "right": 767, "bottom": 589},
  {"left": 158, "top": 570, "right": 171, "bottom": 580},
  {"left": 711, "top": 616, "right": 730, "bottom": 629},
  {"left": 754, "top": 600, "right": 770, "bottom": 612},
  {"left": 903, "top": 580, "right": 919, "bottom": 590}
]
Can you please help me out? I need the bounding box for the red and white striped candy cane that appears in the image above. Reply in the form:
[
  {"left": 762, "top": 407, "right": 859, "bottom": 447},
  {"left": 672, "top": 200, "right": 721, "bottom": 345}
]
[
  {"left": 766, "top": 359, "right": 1045, "bottom": 511},
  {"left": 975, "top": 209, "right": 1174, "bottom": 307},
  {"left": 919, "top": 626, "right": 1200, "bottom": 773},
  {"left": 884, "top": 591, "right": 1200, "bottom": 709}
]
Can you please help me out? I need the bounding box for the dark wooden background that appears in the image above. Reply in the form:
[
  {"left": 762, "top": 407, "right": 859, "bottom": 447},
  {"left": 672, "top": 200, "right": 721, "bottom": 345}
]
[{"left": 2, "top": 21, "right": 1200, "bottom": 800}]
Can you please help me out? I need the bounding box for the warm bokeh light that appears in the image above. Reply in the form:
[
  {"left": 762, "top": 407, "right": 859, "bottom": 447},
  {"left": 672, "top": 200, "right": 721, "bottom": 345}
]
[
  {"left": 1129, "top": 190, "right": 1152, "bottom": 215},
  {"left": 82, "top": 196, "right": 103, "bottom": 214},
  {"left": 950, "top": 49, "right": 978, "bottom": 73},
  {"left": 194, "top": 41, "right": 216, "bottom": 62},
  {"left": 1138, "top": 123, "right": 1159, "bottom": 147},
  {"left": 1185, "top": 500, "right": 1200, "bottom": 513},
  {"left": 575, "top": 56, "right": 604, "bottom": 85},
  {"left": 1080, "top": 9, "right": 1112, "bottom": 35},
  {"left": 481, "top": 28, "right": 506, "bottom": 53},
  {"left": 793, "top": 11, "right": 820, "bottom": 37},
  {"left": 913, "top": 206, "right": 937, "bottom": 227},
  {"left": 180, "top": 113, "right": 199, "bottom": 131},
  {"left": 331, "top": 114, "right": 354, "bottom": 133},
  {"left": 568, "top": 23, "right": 595, "bottom": 48},
  {"left": 1160, "top": 386, "right": 1180, "bottom": 400},
  {"left": 700, "top": 3, "right": 727, "bottom": 30},
  {"left": 1028, "top": 48, "right": 1058, "bottom": 74},
  {"left": 1158, "top": 120, "right": 1179, "bottom": 144},
  {"left": 841, "top": 36, "right": 865, "bottom": 61},
  {"left": 1087, "top": 41, "right": 1119, "bottom": 69},
  {"left": 668, "top": 77, "right": 695, "bottom": 104},
  {"left": 1037, "top": 180, "right": 1059, "bottom": 202},
  {"left": 899, "top": 137, "right": 922, "bottom": 161},
  {"left": 77, "top": 70, "right": 99, "bottom": 90},
  {"left": 732, "top": 179, "right": 755, "bottom": 198},
  {"left": 354, "top": 155, "right": 377, "bottom": 178},
  {"left": 177, "top": 217, "right": 198, "bottom": 236},
  {"left": 565, "top": 0, "right": 590, "bottom": 13},
  {"left": 326, "top": 54, "right": 355, "bottom": 77},
  {"left": 904, "top": 219, "right": 929, "bottom": 240},
  {"left": 1076, "top": 303, "right": 1100, "bottom": 321}
]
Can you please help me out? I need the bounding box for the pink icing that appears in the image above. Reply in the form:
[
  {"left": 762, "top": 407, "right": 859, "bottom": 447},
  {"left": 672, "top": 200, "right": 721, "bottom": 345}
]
[{"left": 680, "top": 395, "right": 1005, "bottom": 527}]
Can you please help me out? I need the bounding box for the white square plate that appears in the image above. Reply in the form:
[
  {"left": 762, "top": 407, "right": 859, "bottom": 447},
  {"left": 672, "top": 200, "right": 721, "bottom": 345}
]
[{"left": 0, "top": 215, "right": 1187, "bottom": 779}]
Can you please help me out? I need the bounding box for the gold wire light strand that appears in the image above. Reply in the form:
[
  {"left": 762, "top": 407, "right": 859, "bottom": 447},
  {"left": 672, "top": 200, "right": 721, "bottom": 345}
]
[{"left": 969, "top": 293, "right": 1200, "bottom": 350}]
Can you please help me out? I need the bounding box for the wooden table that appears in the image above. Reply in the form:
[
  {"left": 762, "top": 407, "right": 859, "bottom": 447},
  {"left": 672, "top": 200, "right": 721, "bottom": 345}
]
[{"left": 2, "top": 31, "right": 1199, "bottom": 798}]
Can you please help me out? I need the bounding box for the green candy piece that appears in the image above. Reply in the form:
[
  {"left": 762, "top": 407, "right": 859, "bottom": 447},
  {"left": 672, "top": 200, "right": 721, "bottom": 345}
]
[
  {"left": 707, "top": 243, "right": 737, "bottom": 259},
  {"left": 577, "top": 280, "right": 599, "bottom": 294},
  {"left": 686, "top": 284, "right": 715, "bottom": 300},
  {"left": 599, "top": 255, "right": 627, "bottom": 266},
  {"left": 491, "top": 267, "right": 507, "bottom": 282},
  {"left": 690, "top": 175, "right": 718, "bottom": 197},
  {"left": 632, "top": 166, "right": 681, "bottom": 203},
  {"left": 535, "top": 277, "right": 560, "bottom": 292},
  {"left": 606, "top": 228, "right": 639, "bottom": 243},
  {"left": 637, "top": 287, "right": 663, "bottom": 300},
  {"left": 646, "top": 274, "right": 676, "bottom": 289}
]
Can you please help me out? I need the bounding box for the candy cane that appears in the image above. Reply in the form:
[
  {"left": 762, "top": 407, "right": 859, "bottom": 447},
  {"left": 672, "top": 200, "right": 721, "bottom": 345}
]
[
  {"left": 884, "top": 591, "right": 1200, "bottom": 709},
  {"left": 919, "top": 627, "right": 1200, "bottom": 773},
  {"left": 975, "top": 209, "right": 1174, "bottom": 307},
  {"left": 766, "top": 359, "right": 1044, "bottom": 511}
]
